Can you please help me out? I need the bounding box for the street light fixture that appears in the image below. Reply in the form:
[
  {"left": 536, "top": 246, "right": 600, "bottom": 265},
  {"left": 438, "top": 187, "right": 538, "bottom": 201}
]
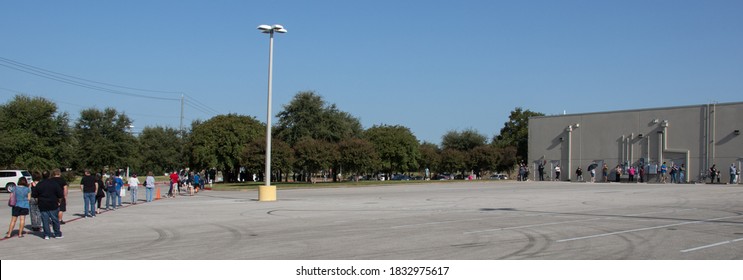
[{"left": 257, "top": 24, "right": 287, "bottom": 202}]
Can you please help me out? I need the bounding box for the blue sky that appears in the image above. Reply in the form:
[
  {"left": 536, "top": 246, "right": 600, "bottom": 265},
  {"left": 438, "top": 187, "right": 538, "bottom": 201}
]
[{"left": 1, "top": 0, "right": 741, "bottom": 144}]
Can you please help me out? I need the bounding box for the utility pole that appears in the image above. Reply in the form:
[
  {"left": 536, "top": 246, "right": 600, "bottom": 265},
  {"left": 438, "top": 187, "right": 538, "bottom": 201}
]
[
  {"left": 179, "top": 94, "right": 185, "bottom": 168},
  {"left": 179, "top": 94, "right": 184, "bottom": 133}
]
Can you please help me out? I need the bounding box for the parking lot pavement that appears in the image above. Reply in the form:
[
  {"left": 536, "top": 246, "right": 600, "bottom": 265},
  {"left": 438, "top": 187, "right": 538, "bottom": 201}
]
[{"left": 1, "top": 181, "right": 742, "bottom": 260}]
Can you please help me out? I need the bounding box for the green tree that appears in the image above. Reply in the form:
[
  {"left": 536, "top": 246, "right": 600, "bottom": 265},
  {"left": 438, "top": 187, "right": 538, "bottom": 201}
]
[
  {"left": 275, "top": 91, "right": 362, "bottom": 145},
  {"left": 138, "top": 126, "right": 183, "bottom": 174},
  {"left": 470, "top": 145, "right": 499, "bottom": 176},
  {"left": 441, "top": 129, "right": 487, "bottom": 151},
  {"left": 439, "top": 148, "right": 466, "bottom": 175},
  {"left": 495, "top": 145, "right": 518, "bottom": 176},
  {"left": 338, "top": 138, "right": 379, "bottom": 180},
  {"left": 241, "top": 138, "right": 294, "bottom": 182},
  {"left": 492, "top": 107, "right": 544, "bottom": 162},
  {"left": 293, "top": 137, "right": 338, "bottom": 182},
  {"left": 419, "top": 142, "right": 441, "bottom": 176},
  {"left": 0, "top": 95, "right": 72, "bottom": 171},
  {"left": 187, "top": 114, "right": 264, "bottom": 182},
  {"left": 73, "top": 107, "right": 135, "bottom": 172},
  {"left": 364, "top": 125, "right": 420, "bottom": 175}
]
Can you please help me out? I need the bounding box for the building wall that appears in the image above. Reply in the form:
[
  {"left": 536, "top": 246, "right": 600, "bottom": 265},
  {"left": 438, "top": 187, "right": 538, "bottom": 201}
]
[{"left": 528, "top": 102, "right": 743, "bottom": 183}]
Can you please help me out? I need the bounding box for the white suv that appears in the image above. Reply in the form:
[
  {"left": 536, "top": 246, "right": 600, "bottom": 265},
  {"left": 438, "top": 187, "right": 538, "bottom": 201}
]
[{"left": 0, "top": 170, "right": 32, "bottom": 191}]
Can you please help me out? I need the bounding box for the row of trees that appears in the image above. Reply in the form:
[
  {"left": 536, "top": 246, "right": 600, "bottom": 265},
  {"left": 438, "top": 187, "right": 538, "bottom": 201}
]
[{"left": 0, "top": 92, "right": 543, "bottom": 182}]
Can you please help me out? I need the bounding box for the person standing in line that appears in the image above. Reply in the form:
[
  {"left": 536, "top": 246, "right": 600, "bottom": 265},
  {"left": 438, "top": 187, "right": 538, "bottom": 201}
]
[
  {"left": 554, "top": 164, "right": 561, "bottom": 181},
  {"left": 193, "top": 172, "right": 200, "bottom": 194},
  {"left": 169, "top": 171, "right": 179, "bottom": 198},
  {"left": 590, "top": 167, "right": 596, "bottom": 183},
  {"left": 187, "top": 171, "right": 195, "bottom": 196},
  {"left": 669, "top": 165, "right": 677, "bottom": 183},
  {"left": 628, "top": 166, "right": 636, "bottom": 183},
  {"left": 32, "top": 171, "right": 63, "bottom": 239},
  {"left": 709, "top": 164, "right": 718, "bottom": 184},
  {"left": 602, "top": 164, "right": 609, "bottom": 182},
  {"left": 145, "top": 171, "right": 156, "bottom": 202},
  {"left": 95, "top": 173, "right": 106, "bottom": 214},
  {"left": 104, "top": 176, "right": 117, "bottom": 210},
  {"left": 114, "top": 171, "right": 124, "bottom": 208},
  {"left": 128, "top": 174, "right": 140, "bottom": 205},
  {"left": 538, "top": 161, "right": 545, "bottom": 181},
  {"left": 517, "top": 164, "right": 524, "bottom": 181},
  {"left": 80, "top": 170, "right": 98, "bottom": 218},
  {"left": 730, "top": 164, "right": 737, "bottom": 184},
  {"left": 575, "top": 167, "right": 583, "bottom": 182},
  {"left": 50, "top": 169, "right": 68, "bottom": 224},
  {"left": 639, "top": 164, "right": 646, "bottom": 183},
  {"left": 6, "top": 177, "right": 31, "bottom": 238},
  {"left": 200, "top": 170, "right": 207, "bottom": 190},
  {"left": 28, "top": 171, "right": 42, "bottom": 232},
  {"left": 660, "top": 162, "right": 668, "bottom": 183},
  {"left": 615, "top": 165, "right": 622, "bottom": 183},
  {"left": 679, "top": 164, "right": 686, "bottom": 183}
]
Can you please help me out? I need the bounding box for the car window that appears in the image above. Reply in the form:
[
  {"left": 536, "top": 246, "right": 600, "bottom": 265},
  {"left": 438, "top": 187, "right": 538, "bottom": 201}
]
[
  {"left": 0, "top": 172, "right": 14, "bottom": 177},
  {"left": 21, "top": 171, "right": 31, "bottom": 177}
]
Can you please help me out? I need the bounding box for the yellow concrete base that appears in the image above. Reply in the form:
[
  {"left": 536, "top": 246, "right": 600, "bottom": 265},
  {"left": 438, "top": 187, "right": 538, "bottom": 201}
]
[{"left": 259, "top": 185, "right": 277, "bottom": 202}]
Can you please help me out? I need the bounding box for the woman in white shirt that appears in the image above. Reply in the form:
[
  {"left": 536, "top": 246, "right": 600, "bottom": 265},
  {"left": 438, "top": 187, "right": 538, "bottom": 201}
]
[{"left": 128, "top": 174, "right": 140, "bottom": 205}]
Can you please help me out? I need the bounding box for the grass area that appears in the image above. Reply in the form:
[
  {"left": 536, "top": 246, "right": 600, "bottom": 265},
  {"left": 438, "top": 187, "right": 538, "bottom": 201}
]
[{"left": 208, "top": 179, "right": 466, "bottom": 191}]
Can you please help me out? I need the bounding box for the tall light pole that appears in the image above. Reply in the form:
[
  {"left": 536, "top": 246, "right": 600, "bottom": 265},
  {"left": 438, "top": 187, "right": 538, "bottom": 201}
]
[{"left": 257, "top": 24, "right": 287, "bottom": 202}]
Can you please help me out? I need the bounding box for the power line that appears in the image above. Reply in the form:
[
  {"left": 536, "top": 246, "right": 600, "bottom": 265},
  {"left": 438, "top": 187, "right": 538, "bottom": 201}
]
[
  {"left": 184, "top": 99, "right": 219, "bottom": 116},
  {"left": 0, "top": 56, "right": 183, "bottom": 94},
  {"left": 184, "top": 93, "right": 221, "bottom": 115},
  {"left": 0, "top": 57, "right": 180, "bottom": 101},
  {"left": 0, "top": 57, "right": 225, "bottom": 122}
]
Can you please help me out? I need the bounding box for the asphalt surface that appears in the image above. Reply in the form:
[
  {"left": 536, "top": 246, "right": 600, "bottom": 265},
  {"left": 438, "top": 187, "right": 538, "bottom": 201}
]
[{"left": 1, "top": 180, "right": 742, "bottom": 260}]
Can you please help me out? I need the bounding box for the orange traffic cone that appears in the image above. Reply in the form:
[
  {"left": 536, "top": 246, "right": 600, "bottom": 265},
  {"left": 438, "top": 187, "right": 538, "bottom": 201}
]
[{"left": 155, "top": 186, "right": 161, "bottom": 200}]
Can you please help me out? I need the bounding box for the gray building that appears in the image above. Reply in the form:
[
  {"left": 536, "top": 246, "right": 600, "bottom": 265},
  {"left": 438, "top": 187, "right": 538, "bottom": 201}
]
[{"left": 528, "top": 102, "right": 743, "bottom": 183}]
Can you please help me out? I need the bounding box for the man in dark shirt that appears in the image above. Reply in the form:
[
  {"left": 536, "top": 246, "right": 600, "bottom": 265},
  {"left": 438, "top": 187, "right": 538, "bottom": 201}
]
[
  {"left": 51, "top": 169, "right": 68, "bottom": 224},
  {"left": 80, "top": 169, "right": 98, "bottom": 218},
  {"left": 31, "top": 171, "right": 64, "bottom": 239}
]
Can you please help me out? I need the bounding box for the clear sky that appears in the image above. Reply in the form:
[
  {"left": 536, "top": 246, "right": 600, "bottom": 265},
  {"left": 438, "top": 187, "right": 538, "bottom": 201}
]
[{"left": 1, "top": 0, "right": 741, "bottom": 144}]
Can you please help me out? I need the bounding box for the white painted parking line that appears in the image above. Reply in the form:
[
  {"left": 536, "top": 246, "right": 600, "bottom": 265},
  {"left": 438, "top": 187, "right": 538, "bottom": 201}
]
[
  {"left": 390, "top": 212, "right": 557, "bottom": 230},
  {"left": 681, "top": 237, "right": 743, "bottom": 253},
  {"left": 557, "top": 215, "right": 742, "bottom": 243},
  {"left": 462, "top": 208, "right": 697, "bottom": 235},
  {"left": 463, "top": 218, "right": 603, "bottom": 234}
]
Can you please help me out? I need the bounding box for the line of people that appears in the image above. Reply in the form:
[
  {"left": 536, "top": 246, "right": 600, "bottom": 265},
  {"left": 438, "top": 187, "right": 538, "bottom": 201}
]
[
  {"left": 5, "top": 169, "right": 179, "bottom": 240},
  {"left": 166, "top": 170, "right": 206, "bottom": 197}
]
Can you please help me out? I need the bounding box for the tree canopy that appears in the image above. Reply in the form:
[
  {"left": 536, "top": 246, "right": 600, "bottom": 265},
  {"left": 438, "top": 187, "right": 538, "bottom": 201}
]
[
  {"left": 138, "top": 126, "right": 183, "bottom": 174},
  {"left": 73, "top": 107, "right": 135, "bottom": 171},
  {"left": 0, "top": 95, "right": 72, "bottom": 171},
  {"left": 1, "top": 93, "right": 541, "bottom": 180},
  {"left": 492, "top": 107, "right": 544, "bottom": 162},
  {"left": 441, "top": 129, "right": 487, "bottom": 151},
  {"left": 364, "top": 125, "right": 421, "bottom": 174},
  {"left": 187, "top": 114, "right": 264, "bottom": 180},
  {"left": 338, "top": 138, "right": 379, "bottom": 178},
  {"left": 275, "top": 91, "right": 362, "bottom": 145}
]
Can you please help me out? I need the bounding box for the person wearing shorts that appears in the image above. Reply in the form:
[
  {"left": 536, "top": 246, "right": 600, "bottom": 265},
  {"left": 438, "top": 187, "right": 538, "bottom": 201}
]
[
  {"left": 6, "top": 177, "right": 31, "bottom": 238},
  {"left": 51, "top": 169, "right": 68, "bottom": 224}
]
